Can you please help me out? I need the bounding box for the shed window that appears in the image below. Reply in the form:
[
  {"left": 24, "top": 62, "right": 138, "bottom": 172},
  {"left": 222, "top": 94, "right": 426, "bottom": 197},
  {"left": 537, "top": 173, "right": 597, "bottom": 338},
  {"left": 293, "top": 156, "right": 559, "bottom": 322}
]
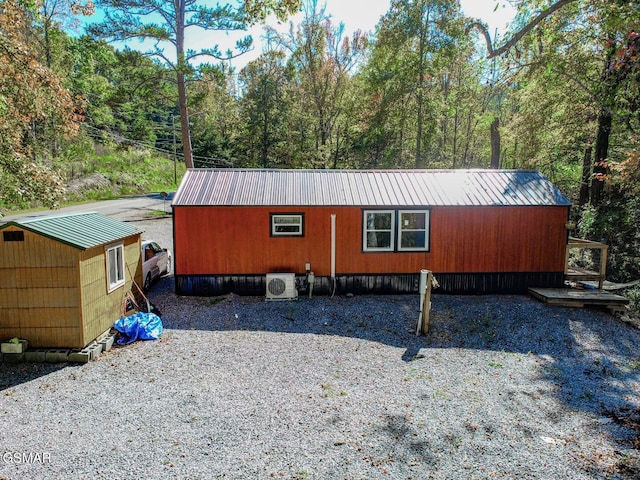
[
  {"left": 106, "top": 243, "right": 125, "bottom": 292},
  {"left": 271, "top": 214, "right": 304, "bottom": 236},
  {"left": 363, "top": 209, "right": 430, "bottom": 252},
  {"left": 363, "top": 211, "right": 395, "bottom": 251},
  {"left": 398, "top": 211, "right": 430, "bottom": 251},
  {"left": 3, "top": 231, "right": 24, "bottom": 242}
]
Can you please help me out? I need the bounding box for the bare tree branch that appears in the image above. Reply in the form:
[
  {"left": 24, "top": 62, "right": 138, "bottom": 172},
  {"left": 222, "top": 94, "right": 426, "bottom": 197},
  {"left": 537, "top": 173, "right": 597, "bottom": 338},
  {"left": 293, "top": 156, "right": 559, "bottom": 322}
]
[{"left": 466, "top": 0, "right": 579, "bottom": 58}]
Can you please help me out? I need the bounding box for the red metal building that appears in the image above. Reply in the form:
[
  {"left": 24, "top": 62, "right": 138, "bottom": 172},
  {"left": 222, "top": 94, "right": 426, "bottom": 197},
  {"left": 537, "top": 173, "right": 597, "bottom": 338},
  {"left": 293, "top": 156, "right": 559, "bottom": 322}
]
[{"left": 171, "top": 169, "right": 571, "bottom": 295}]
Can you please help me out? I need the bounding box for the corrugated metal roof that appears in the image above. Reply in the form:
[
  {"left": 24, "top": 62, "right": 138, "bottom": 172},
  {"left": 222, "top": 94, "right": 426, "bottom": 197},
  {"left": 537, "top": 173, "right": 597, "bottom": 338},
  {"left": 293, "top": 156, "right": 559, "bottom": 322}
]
[
  {"left": 172, "top": 169, "right": 571, "bottom": 207},
  {"left": 0, "top": 211, "right": 142, "bottom": 250}
]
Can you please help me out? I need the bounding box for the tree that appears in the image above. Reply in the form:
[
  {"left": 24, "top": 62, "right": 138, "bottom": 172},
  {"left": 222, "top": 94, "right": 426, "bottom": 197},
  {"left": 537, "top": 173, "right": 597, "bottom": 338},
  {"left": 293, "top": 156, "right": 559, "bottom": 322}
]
[
  {"left": 0, "top": 0, "right": 80, "bottom": 208},
  {"left": 67, "top": 35, "right": 177, "bottom": 150},
  {"left": 465, "top": 0, "right": 583, "bottom": 171},
  {"left": 366, "top": 0, "right": 464, "bottom": 168},
  {"left": 90, "top": 0, "right": 301, "bottom": 169},
  {"left": 32, "top": 0, "right": 95, "bottom": 69},
  {"left": 495, "top": 1, "right": 635, "bottom": 199},
  {"left": 467, "top": 0, "right": 638, "bottom": 202},
  {"left": 239, "top": 51, "right": 292, "bottom": 167},
  {"left": 266, "top": 0, "right": 368, "bottom": 168},
  {"left": 466, "top": 0, "right": 579, "bottom": 60},
  {"left": 189, "top": 64, "right": 241, "bottom": 165},
  {"left": 589, "top": 25, "right": 639, "bottom": 205}
]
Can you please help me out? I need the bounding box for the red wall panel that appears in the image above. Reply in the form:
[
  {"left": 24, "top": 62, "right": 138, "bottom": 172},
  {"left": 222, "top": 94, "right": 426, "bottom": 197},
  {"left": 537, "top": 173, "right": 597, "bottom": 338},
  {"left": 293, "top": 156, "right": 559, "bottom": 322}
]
[{"left": 173, "top": 205, "right": 569, "bottom": 276}]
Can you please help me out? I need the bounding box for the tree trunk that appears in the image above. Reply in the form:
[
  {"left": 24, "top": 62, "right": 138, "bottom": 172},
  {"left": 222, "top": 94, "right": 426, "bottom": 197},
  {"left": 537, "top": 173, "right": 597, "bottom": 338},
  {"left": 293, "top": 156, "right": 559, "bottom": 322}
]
[
  {"left": 176, "top": 1, "right": 194, "bottom": 169},
  {"left": 452, "top": 67, "right": 461, "bottom": 169},
  {"left": 415, "top": 4, "right": 429, "bottom": 169},
  {"left": 43, "top": 19, "right": 52, "bottom": 68},
  {"left": 490, "top": 117, "right": 500, "bottom": 169},
  {"left": 332, "top": 125, "right": 340, "bottom": 169},
  {"left": 416, "top": 85, "right": 424, "bottom": 168},
  {"left": 177, "top": 72, "right": 193, "bottom": 169},
  {"left": 262, "top": 106, "right": 269, "bottom": 168},
  {"left": 588, "top": 36, "right": 621, "bottom": 206},
  {"left": 579, "top": 144, "right": 592, "bottom": 207},
  {"left": 590, "top": 110, "right": 612, "bottom": 206}
]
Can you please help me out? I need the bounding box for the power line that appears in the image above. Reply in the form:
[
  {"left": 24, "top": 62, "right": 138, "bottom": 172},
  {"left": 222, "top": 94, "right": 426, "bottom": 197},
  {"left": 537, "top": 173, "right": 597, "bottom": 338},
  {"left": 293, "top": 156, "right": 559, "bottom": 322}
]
[{"left": 81, "top": 122, "right": 233, "bottom": 167}]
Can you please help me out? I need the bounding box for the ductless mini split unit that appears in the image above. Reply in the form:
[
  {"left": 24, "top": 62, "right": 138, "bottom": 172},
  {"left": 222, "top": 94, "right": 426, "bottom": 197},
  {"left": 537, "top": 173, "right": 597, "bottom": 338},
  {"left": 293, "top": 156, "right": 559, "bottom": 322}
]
[{"left": 265, "top": 273, "right": 298, "bottom": 300}]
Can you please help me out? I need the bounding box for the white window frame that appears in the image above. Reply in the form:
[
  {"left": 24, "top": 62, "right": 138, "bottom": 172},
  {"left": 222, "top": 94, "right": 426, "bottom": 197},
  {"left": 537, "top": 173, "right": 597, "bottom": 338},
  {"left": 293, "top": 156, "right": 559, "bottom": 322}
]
[
  {"left": 271, "top": 213, "right": 304, "bottom": 237},
  {"left": 106, "top": 242, "right": 125, "bottom": 292},
  {"left": 398, "top": 210, "right": 430, "bottom": 252},
  {"left": 363, "top": 210, "right": 396, "bottom": 252}
]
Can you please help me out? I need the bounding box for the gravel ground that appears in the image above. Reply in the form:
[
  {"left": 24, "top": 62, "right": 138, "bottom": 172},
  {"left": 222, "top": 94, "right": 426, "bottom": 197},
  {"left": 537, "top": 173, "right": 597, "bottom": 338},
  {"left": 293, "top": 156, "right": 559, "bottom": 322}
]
[{"left": 1, "top": 212, "right": 640, "bottom": 480}]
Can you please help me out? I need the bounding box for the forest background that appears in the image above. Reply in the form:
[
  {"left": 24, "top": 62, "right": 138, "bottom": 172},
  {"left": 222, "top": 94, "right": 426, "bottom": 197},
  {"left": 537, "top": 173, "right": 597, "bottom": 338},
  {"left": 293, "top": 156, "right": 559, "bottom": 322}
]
[{"left": 1, "top": 0, "right": 639, "bottom": 301}]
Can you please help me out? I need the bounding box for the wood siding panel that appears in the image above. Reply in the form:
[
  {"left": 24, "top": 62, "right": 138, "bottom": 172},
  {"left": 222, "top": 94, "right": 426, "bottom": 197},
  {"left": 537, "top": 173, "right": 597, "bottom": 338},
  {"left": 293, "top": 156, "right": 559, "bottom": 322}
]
[
  {"left": 18, "top": 327, "right": 82, "bottom": 349},
  {"left": 429, "top": 207, "right": 569, "bottom": 273},
  {"left": 174, "top": 205, "right": 569, "bottom": 277},
  {"left": 79, "top": 237, "right": 141, "bottom": 347},
  {"left": 0, "top": 228, "right": 142, "bottom": 348},
  {"left": 0, "top": 227, "right": 83, "bottom": 347},
  {"left": 0, "top": 267, "right": 77, "bottom": 288},
  {"left": 174, "top": 206, "right": 333, "bottom": 276},
  {"left": 0, "top": 227, "right": 80, "bottom": 347},
  {"left": 0, "top": 226, "right": 78, "bottom": 268}
]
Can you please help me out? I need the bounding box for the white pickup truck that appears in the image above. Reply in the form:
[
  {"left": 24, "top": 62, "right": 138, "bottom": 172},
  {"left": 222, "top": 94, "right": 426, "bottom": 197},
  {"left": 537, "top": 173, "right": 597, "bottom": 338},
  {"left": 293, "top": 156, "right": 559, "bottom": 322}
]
[{"left": 142, "top": 240, "right": 171, "bottom": 291}]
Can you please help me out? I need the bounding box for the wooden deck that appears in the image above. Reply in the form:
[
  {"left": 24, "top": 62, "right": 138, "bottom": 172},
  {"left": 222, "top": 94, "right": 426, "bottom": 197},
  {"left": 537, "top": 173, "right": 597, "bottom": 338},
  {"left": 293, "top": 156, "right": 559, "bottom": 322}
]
[{"left": 529, "top": 287, "right": 629, "bottom": 311}]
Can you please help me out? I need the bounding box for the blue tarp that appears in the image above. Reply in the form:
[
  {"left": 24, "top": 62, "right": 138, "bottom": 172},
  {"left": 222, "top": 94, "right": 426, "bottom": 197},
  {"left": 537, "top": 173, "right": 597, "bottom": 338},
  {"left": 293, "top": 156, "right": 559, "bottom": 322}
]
[{"left": 113, "top": 312, "right": 163, "bottom": 345}]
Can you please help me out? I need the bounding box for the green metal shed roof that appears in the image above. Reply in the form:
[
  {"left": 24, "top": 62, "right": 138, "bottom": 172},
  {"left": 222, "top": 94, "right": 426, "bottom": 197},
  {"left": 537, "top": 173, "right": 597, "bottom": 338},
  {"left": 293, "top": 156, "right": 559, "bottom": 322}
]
[{"left": 0, "top": 211, "right": 142, "bottom": 250}]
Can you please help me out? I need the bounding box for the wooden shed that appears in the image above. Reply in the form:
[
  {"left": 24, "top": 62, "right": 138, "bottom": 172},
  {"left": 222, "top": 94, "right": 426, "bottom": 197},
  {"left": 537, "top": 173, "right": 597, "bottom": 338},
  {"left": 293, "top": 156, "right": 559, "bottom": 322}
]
[
  {"left": 172, "top": 169, "right": 572, "bottom": 296},
  {"left": 0, "top": 212, "right": 143, "bottom": 348}
]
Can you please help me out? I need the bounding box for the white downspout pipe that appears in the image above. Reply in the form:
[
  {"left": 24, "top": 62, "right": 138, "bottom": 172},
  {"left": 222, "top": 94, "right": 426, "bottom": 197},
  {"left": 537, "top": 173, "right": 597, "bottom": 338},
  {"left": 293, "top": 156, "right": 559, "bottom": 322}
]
[{"left": 331, "top": 214, "right": 336, "bottom": 297}]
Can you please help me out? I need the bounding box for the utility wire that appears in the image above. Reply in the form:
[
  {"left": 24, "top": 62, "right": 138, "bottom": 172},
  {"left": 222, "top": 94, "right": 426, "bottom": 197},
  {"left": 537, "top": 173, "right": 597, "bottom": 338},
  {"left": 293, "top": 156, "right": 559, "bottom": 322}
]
[{"left": 81, "top": 122, "right": 234, "bottom": 167}]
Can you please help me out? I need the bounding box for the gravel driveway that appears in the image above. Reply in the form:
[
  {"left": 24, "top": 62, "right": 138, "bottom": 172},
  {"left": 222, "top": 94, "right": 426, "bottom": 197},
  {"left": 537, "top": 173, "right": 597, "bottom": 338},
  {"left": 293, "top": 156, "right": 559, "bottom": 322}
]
[{"left": 1, "top": 213, "right": 639, "bottom": 479}]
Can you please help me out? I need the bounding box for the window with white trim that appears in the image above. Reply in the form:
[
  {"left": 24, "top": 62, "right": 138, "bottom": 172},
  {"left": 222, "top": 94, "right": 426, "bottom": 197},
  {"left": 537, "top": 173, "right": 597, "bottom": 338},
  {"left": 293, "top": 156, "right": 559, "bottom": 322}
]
[
  {"left": 271, "top": 213, "right": 304, "bottom": 236},
  {"left": 398, "top": 210, "right": 430, "bottom": 251},
  {"left": 363, "top": 209, "right": 430, "bottom": 252},
  {"left": 363, "top": 210, "right": 395, "bottom": 251},
  {"left": 106, "top": 243, "right": 125, "bottom": 291}
]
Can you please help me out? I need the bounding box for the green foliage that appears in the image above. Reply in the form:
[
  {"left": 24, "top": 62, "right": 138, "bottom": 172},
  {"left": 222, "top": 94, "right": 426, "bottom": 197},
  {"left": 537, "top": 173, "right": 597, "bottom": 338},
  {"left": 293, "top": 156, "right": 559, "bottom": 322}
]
[
  {"left": 261, "top": 0, "right": 369, "bottom": 169},
  {"left": 239, "top": 51, "right": 294, "bottom": 168},
  {"left": 365, "top": 0, "right": 474, "bottom": 168},
  {"left": 243, "top": 0, "right": 302, "bottom": 24},
  {"left": 66, "top": 37, "right": 176, "bottom": 148},
  {"left": 0, "top": 0, "right": 79, "bottom": 209},
  {"left": 577, "top": 204, "right": 598, "bottom": 239},
  {"left": 577, "top": 193, "right": 640, "bottom": 283},
  {"left": 3, "top": 0, "right": 640, "bottom": 295},
  {"left": 57, "top": 146, "right": 185, "bottom": 203},
  {"left": 190, "top": 65, "right": 241, "bottom": 166},
  {"left": 625, "top": 287, "right": 640, "bottom": 314}
]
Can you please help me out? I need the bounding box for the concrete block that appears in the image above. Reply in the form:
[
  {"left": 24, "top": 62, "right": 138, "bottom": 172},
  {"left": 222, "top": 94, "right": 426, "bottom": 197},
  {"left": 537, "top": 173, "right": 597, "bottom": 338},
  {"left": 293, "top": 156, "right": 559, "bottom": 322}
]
[
  {"left": 24, "top": 349, "right": 48, "bottom": 363},
  {"left": 3, "top": 352, "right": 25, "bottom": 364},
  {"left": 1, "top": 339, "right": 28, "bottom": 354},
  {"left": 45, "top": 349, "right": 70, "bottom": 363},
  {"left": 99, "top": 335, "right": 115, "bottom": 352},
  {"left": 68, "top": 348, "right": 92, "bottom": 364},
  {"left": 96, "top": 328, "right": 112, "bottom": 341},
  {"left": 89, "top": 342, "right": 103, "bottom": 359}
]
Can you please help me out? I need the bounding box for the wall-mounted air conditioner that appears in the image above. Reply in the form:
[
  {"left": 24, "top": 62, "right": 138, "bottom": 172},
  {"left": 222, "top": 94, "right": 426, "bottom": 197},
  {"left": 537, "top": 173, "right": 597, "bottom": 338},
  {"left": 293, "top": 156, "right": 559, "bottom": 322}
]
[{"left": 266, "top": 273, "right": 298, "bottom": 300}]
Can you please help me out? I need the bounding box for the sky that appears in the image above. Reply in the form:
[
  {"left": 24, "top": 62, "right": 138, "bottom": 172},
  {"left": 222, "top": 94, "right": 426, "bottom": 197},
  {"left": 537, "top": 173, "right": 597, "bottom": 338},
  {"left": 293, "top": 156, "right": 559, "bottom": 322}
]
[
  {"left": 82, "top": 1, "right": 517, "bottom": 70},
  {"left": 222, "top": 0, "right": 516, "bottom": 69}
]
